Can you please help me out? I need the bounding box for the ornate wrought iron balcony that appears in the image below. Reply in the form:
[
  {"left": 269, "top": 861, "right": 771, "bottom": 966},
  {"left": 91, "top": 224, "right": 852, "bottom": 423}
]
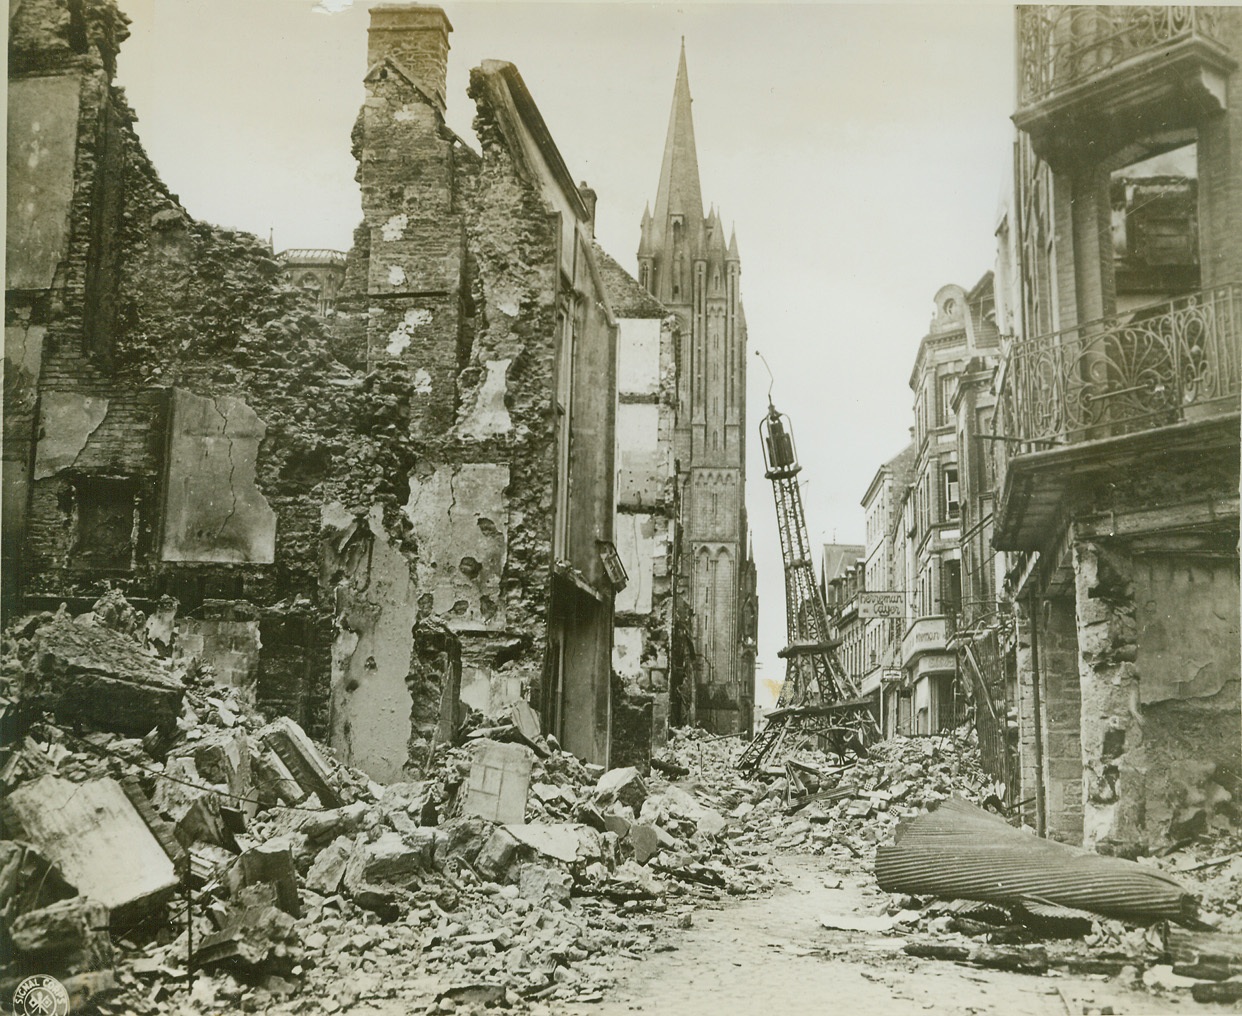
[
  {"left": 1014, "top": 6, "right": 1235, "bottom": 167},
  {"left": 1018, "top": 6, "right": 1223, "bottom": 105},
  {"left": 999, "top": 285, "right": 1241, "bottom": 453}
]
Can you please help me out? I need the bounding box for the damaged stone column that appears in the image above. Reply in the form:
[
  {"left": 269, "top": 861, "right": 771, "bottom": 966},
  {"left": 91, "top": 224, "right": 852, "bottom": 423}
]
[{"left": 1074, "top": 539, "right": 1142, "bottom": 853}]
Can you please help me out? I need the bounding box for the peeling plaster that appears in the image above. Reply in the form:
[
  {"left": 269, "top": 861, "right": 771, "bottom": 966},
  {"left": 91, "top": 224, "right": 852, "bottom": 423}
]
[
  {"left": 413, "top": 368, "right": 433, "bottom": 394},
  {"left": 33, "top": 391, "right": 110, "bottom": 479},
  {"left": 322, "top": 503, "right": 417, "bottom": 784},
  {"left": 387, "top": 264, "right": 407, "bottom": 287},
  {"left": 381, "top": 213, "right": 408, "bottom": 240},
  {"left": 386, "top": 306, "right": 432, "bottom": 356},
  {"left": 161, "top": 390, "right": 276, "bottom": 564},
  {"left": 457, "top": 358, "right": 512, "bottom": 439},
  {"left": 403, "top": 464, "right": 508, "bottom": 626}
]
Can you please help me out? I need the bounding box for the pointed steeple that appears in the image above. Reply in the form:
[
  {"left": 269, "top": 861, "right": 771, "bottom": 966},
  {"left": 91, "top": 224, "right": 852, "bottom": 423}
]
[
  {"left": 727, "top": 225, "right": 740, "bottom": 261},
  {"left": 638, "top": 203, "right": 653, "bottom": 257},
  {"left": 651, "top": 39, "right": 704, "bottom": 252}
]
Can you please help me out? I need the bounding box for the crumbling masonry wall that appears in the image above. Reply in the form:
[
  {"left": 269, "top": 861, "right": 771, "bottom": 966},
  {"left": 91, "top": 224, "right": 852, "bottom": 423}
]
[
  {"left": 4, "top": 0, "right": 437, "bottom": 748},
  {"left": 1074, "top": 540, "right": 1240, "bottom": 854},
  {"left": 326, "top": 9, "right": 617, "bottom": 769}
]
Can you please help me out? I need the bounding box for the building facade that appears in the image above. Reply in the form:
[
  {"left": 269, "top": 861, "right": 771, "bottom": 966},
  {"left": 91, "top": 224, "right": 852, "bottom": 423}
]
[
  {"left": 277, "top": 249, "right": 347, "bottom": 316},
  {"left": 897, "top": 277, "right": 1000, "bottom": 736},
  {"left": 5, "top": 0, "right": 631, "bottom": 778},
  {"left": 596, "top": 246, "right": 680, "bottom": 764},
  {"left": 859, "top": 445, "right": 915, "bottom": 731},
  {"left": 997, "top": 5, "right": 1241, "bottom": 850},
  {"left": 637, "top": 44, "right": 756, "bottom": 735}
]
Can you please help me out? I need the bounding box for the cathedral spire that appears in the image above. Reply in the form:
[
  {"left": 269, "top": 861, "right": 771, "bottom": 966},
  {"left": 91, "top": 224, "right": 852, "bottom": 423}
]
[{"left": 651, "top": 38, "right": 704, "bottom": 251}]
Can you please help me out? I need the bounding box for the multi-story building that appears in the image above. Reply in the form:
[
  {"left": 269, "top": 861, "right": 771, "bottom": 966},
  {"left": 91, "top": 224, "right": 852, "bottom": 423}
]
[
  {"left": 859, "top": 445, "right": 915, "bottom": 729},
  {"left": 820, "top": 543, "right": 865, "bottom": 693},
  {"left": 597, "top": 246, "right": 680, "bottom": 764},
  {"left": 637, "top": 44, "right": 756, "bottom": 735},
  {"left": 4, "top": 0, "right": 631, "bottom": 779},
  {"left": 896, "top": 276, "right": 1000, "bottom": 735},
  {"left": 996, "top": 5, "right": 1241, "bottom": 850}
]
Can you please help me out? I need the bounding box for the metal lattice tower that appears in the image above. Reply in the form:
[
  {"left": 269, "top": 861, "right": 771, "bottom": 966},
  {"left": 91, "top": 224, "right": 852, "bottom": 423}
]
[{"left": 737, "top": 398, "right": 878, "bottom": 773}]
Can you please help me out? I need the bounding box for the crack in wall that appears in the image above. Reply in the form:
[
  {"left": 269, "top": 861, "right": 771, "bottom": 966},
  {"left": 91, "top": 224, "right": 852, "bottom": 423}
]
[{"left": 208, "top": 395, "right": 240, "bottom": 541}]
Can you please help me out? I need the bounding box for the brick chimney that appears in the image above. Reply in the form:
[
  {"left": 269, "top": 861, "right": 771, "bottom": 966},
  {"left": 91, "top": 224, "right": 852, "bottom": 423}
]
[{"left": 368, "top": 4, "right": 453, "bottom": 115}]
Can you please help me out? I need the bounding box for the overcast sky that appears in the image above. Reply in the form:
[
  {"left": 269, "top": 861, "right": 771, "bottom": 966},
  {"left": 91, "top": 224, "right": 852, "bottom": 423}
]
[{"left": 114, "top": 0, "right": 1017, "bottom": 708}]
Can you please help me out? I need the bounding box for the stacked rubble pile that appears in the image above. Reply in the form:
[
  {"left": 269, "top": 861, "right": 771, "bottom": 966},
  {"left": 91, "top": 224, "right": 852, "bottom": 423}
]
[
  {"left": 0, "top": 595, "right": 776, "bottom": 1014},
  {"left": 660, "top": 727, "right": 992, "bottom": 864}
]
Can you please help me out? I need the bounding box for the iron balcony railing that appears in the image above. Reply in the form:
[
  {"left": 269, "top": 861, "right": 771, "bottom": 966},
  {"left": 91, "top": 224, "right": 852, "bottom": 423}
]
[
  {"left": 1018, "top": 5, "right": 1224, "bottom": 106},
  {"left": 998, "top": 284, "right": 1242, "bottom": 454}
]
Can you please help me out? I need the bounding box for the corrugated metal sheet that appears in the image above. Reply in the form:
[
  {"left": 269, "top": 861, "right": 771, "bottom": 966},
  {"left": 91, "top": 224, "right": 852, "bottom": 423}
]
[{"left": 875, "top": 797, "right": 1194, "bottom": 922}]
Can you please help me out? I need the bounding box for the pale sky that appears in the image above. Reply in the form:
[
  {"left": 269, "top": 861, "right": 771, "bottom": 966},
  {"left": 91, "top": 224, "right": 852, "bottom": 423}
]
[{"left": 114, "top": 0, "right": 1017, "bottom": 708}]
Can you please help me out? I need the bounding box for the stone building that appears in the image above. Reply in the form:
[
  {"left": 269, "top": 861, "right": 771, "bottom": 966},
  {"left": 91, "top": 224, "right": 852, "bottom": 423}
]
[
  {"left": 820, "top": 543, "right": 865, "bottom": 696},
  {"left": 996, "top": 5, "right": 1241, "bottom": 850},
  {"left": 4, "top": 0, "right": 628, "bottom": 778},
  {"left": 896, "top": 276, "right": 1000, "bottom": 736},
  {"left": 859, "top": 445, "right": 915, "bottom": 733},
  {"left": 637, "top": 44, "right": 756, "bottom": 735},
  {"left": 319, "top": 6, "right": 625, "bottom": 770},
  {"left": 277, "top": 249, "right": 347, "bottom": 316},
  {"left": 595, "top": 246, "right": 680, "bottom": 765}
]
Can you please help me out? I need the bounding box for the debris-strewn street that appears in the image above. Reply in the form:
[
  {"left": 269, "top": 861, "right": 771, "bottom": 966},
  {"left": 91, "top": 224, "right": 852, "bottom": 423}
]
[
  {"left": 4, "top": 0, "right": 1242, "bottom": 1013},
  {"left": 3, "top": 595, "right": 1241, "bottom": 1013}
]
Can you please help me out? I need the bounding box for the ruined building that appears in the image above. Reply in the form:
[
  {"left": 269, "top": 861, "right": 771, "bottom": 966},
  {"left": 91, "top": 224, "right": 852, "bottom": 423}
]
[
  {"left": 996, "top": 5, "right": 1241, "bottom": 850},
  {"left": 595, "top": 248, "right": 681, "bottom": 765},
  {"left": 637, "top": 44, "right": 757, "bottom": 735},
  {"left": 4, "top": 0, "right": 632, "bottom": 778}
]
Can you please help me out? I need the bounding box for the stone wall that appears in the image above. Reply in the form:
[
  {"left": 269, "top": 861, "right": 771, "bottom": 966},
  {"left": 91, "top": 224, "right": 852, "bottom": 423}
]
[{"left": 1075, "top": 540, "right": 1240, "bottom": 854}]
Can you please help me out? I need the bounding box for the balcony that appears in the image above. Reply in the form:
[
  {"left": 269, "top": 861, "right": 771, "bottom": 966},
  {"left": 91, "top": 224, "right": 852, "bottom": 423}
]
[
  {"left": 995, "top": 284, "right": 1242, "bottom": 547},
  {"left": 901, "top": 616, "right": 950, "bottom": 668},
  {"left": 1015, "top": 6, "right": 1235, "bottom": 168}
]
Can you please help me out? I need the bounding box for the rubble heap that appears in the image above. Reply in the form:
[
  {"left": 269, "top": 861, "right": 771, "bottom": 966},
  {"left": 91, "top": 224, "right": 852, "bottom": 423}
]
[{"left": 0, "top": 594, "right": 775, "bottom": 1014}]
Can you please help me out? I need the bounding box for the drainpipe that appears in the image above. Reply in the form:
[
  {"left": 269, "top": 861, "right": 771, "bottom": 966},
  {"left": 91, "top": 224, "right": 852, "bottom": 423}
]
[{"left": 1027, "top": 590, "right": 1047, "bottom": 837}]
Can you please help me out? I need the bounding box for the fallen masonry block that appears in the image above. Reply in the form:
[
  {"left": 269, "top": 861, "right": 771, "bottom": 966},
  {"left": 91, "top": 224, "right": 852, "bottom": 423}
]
[
  {"left": 518, "top": 862, "right": 572, "bottom": 906},
  {"left": 305, "top": 836, "right": 353, "bottom": 896},
  {"left": 628, "top": 823, "right": 660, "bottom": 864},
  {"left": 463, "top": 740, "right": 533, "bottom": 825},
  {"left": 594, "top": 766, "right": 647, "bottom": 812},
  {"left": 350, "top": 830, "right": 429, "bottom": 888},
  {"left": 1, "top": 776, "right": 179, "bottom": 925},
  {"left": 150, "top": 756, "right": 231, "bottom": 848},
  {"left": 27, "top": 617, "right": 184, "bottom": 735},
  {"left": 188, "top": 843, "right": 236, "bottom": 886},
  {"left": 171, "top": 729, "right": 255, "bottom": 818},
  {"left": 259, "top": 716, "right": 342, "bottom": 808},
  {"left": 504, "top": 823, "right": 603, "bottom": 866},
  {"left": 8, "top": 896, "right": 113, "bottom": 974},
  {"left": 509, "top": 700, "right": 543, "bottom": 742},
  {"left": 192, "top": 904, "right": 301, "bottom": 976},
  {"left": 227, "top": 841, "right": 301, "bottom": 917},
  {"left": 0, "top": 840, "right": 77, "bottom": 923},
  {"left": 475, "top": 827, "right": 520, "bottom": 882},
  {"left": 253, "top": 748, "right": 304, "bottom": 806}
]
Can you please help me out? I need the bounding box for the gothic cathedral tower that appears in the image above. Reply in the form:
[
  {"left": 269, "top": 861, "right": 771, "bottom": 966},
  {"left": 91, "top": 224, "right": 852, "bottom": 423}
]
[{"left": 639, "top": 43, "right": 756, "bottom": 735}]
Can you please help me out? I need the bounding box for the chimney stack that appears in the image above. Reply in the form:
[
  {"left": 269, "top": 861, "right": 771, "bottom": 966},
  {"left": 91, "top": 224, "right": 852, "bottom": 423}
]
[{"left": 368, "top": 4, "right": 453, "bottom": 115}]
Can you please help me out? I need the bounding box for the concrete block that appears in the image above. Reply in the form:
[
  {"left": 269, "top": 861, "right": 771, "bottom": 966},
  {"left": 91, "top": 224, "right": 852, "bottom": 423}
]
[
  {"left": 594, "top": 766, "right": 648, "bottom": 811},
  {"left": 462, "top": 741, "right": 532, "bottom": 825},
  {"left": 2, "top": 776, "right": 179, "bottom": 924}
]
